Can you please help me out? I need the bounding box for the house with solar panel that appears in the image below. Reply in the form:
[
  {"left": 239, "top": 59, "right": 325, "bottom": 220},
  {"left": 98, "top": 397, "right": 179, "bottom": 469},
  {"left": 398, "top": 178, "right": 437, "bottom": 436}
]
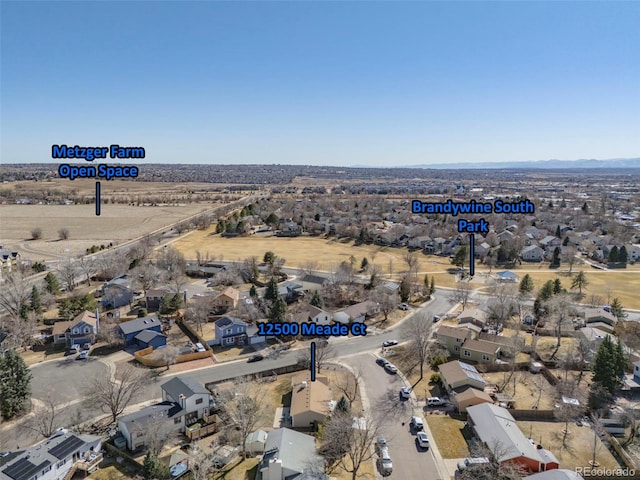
[{"left": 0, "top": 429, "right": 102, "bottom": 480}]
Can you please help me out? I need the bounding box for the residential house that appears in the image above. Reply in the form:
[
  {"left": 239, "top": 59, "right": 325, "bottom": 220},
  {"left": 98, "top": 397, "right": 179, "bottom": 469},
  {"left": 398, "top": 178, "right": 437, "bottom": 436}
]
[
  {"left": 298, "top": 274, "right": 330, "bottom": 292},
  {"left": 453, "top": 387, "right": 494, "bottom": 413},
  {"left": 290, "top": 371, "right": 333, "bottom": 428},
  {"left": 292, "top": 305, "right": 332, "bottom": 326},
  {"left": 0, "top": 430, "right": 102, "bottom": 480},
  {"left": 460, "top": 339, "right": 501, "bottom": 364},
  {"left": 579, "top": 326, "right": 614, "bottom": 353},
  {"left": 118, "top": 315, "right": 162, "bottom": 346},
  {"left": 145, "top": 287, "right": 172, "bottom": 310},
  {"left": 276, "top": 220, "right": 303, "bottom": 237},
  {"left": 584, "top": 308, "right": 617, "bottom": 333},
  {"left": 438, "top": 360, "right": 486, "bottom": 393},
  {"left": 134, "top": 329, "right": 167, "bottom": 349},
  {"left": 496, "top": 271, "right": 519, "bottom": 283},
  {"left": 333, "top": 301, "right": 379, "bottom": 324},
  {"left": 626, "top": 244, "right": 640, "bottom": 262},
  {"left": 52, "top": 310, "right": 99, "bottom": 347},
  {"left": 623, "top": 361, "right": 640, "bottom": 390},
  {"left": 497, "top": 230, "right": 514, "bottom": 243},
  {"left": 256, "top": 428, "right": 326, "bottom": 480},
  {"left": 186, "top": 263, "right": 227, "bottom": 278},
  {"left": 0, "top": 246, "right": 20, "bottom": 272},
  {"left": 213, "top": 287, "right": 240, "bottom": 312},
  {"left": 467, "top": 403, "right": 559, "bottom": 473},
  {"left": 525, "top": 470, "right": 584, "bottom": 480},
  {"left": 540, "top": 236, "right": 561, "bottom": 249},
  {"left": 434, "top": 325, "right": 474, "bottom": 355},
  {"left": 408, "top": 235, "right": 432, "bottom": 250},
  {"left": 100, "top": 275, "right": 134, "bottom": 309},
  {"left": 457, "top": 309, "right": 489, "bottom": 334},
  {"left": 214, "top": 316, "right": 248, "bottom": 346},
  {"left": 117, "top": 376, "right": 215, "bottom": 451},
  {"left": 521, "top": 245, "right": 544, "bottom": 262},
  {"left": 279, "top": 281, "right": 306, "bottom": 303}
]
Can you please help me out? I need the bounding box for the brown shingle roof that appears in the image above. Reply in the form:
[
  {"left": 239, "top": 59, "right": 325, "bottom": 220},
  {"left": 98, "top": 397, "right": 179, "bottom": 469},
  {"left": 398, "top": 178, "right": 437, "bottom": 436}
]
[
  {"left": 436, "top": 325, "right": 472, "bottom": 340},
  {"left": 462, "top": 339, "right": 501, "bottom": 355},
  {"left": 290, "top": 371, "right": 332, "bottom": 418}
]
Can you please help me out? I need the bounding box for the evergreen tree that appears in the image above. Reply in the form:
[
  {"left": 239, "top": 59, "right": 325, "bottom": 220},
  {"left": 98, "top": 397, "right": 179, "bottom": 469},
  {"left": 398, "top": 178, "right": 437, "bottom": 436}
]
[
  {"left": 619, "top": 245, "right": 628, "bottom": 263},
  {"left": 142, "top": 452, "right": 161, "bottom": 480},
  {"left": 269, "top": 296, "right": 286, "bottom": 323},
  {"left": 539, "top": 280, "right": 555, "bottom": 301},
  {"left": 360, "top": 257, "right": 369, "bottom": 272},
  {"left": 336, "top": 395, "right": 351, "bottom": 414},
  {"left": 551, "top": 247, "right": 561, "bottom": 267},
  {"left": 519, "top": 274, "right": 534, "bottom": 294},
  {"left": 562, "top": 237, "right": 569, "bottom": 246},
  {"left": 249, "top": 285, "right": 258, "bottom": 298},
  {"left": 169, "top": 293, "right": 184, "bottom": 312},
  {"left": 264, "top": 277, "right": 278, "bottom": 301},
  {"left": 582, "top": 202, "right": 589, "bottom": 214},
  {"left": 609, "top": 246, "right": 619, "bottom": 263},
  {"left": 592, "top": 336, "right": 619, "bottom": 395},
  {"left": 570, "top": 271, "right": 589, "bottom": 295},
  {"left": 58, "top": 294, "right": 98, "bottom": 321},
  {"left": 423, "top": 274, "right": 429, "bottom": 292},
  {"left": 588, "top": 382, "right": 613, "bottom": 411},
  {"left": 560, "top": 198, "right": 567, "bottom": 208},
  {"left": 309, "top": 290, "right": 324, "bottom": 308},
  {"left": 44, "top": 272, "right": 61, "bottom": 295},
  {"left": 452, "top": 245, "right": 467, "bottom": 268},
  {"left": 610, "top": 297, "right": 624, "bottom": 320},
  {"left": 553, "top": 278, "right": 564, "bottom": 295},
  {"left": 430, "top": 277, "right": 435, "bottom": 296},
  {"left": 555, "top": 225, "right": 561, "bottom": 238},
  {"left": 30, "top": 286, "right": 42, "bottom": 315},
  {"left": 0, "top": 351, "right": 32, "bottom": 420}
]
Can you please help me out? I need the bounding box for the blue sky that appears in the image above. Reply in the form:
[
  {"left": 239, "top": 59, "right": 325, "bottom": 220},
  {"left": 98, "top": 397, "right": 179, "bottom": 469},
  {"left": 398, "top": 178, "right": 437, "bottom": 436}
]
[{"left": 2, "top": 1, "right": 639, "bottom": 166}]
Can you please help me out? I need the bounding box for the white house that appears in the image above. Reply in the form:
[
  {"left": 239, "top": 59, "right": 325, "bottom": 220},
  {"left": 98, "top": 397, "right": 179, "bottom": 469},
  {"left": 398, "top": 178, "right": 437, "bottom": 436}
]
[
  {"left": 0, "top": 430, "right": 102, "bottom": 480},
  {"left": 117, "top": 376, "right": 215, "bottom": 450}
]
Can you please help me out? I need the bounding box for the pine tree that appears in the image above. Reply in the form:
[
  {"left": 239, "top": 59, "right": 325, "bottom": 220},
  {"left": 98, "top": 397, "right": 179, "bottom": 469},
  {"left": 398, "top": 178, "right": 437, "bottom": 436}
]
[
  {"left": 519, "top": 274, "right": 534, "bottom": 294},
  {"left": 269, "top": 296, "right": 286, "bottom": 323},
  {"left": 539, "top": 280, "right": 555, "bottom": 301},
  {"left": 553, "top": 278, "right": 564, "bottom": 295},
  {"left": 423, "top": 274, "right": 429, "bottom": 291},
  {"left": 399, "top": 276, "right": 411, "bottom": 302},
  {"left": 360, "top": 257, "right": 369, "bottom": 272},
  {"left": 551, "top": 247, "right": 561, "bottom": 267},
  {"left": 570, "top": 271, "right": 589, "bottom": 295},
  {"left": 264, "top": 277, "right": 278, "bottom": 301},
  {"left": 30, "top": 286, "right": 42, "bottom": 315},
  {"left": 430, "top": 277, "right": 435, "bottom": 296},
  {"left": 619, "top": 246, "right": 628, "bottom": 263},
  {"left": 0, "top": 351, "right": 32, "bottom": 420},
  {"left": 44, "top": 272, "right": 61, "bottom": 295},
  {"left": 452, "top": 245, "right": 467, "bottom": 268},
  {"left": 142, "top": 452, "right": 160, "bottom": 480},
  {"left": 555, "top": 225, "right": 561, "bottom": 238},
  {"left": 610, "top": 297, "right": 624, "bottom": 320},
  {"left": 249, "top": 285, "right": 257, "bottom": 298},
  {"left": 309, "top": 290, "right": 324, "bottom": 308},
  {"left": 336, "top": 395, "right": 351, "bottom": 414},
  {"left": 592, "top": 336, "right": 618, "bottom": 394},
  {"left": 609, "top": 246, "right": 619, "bottom": 263}
]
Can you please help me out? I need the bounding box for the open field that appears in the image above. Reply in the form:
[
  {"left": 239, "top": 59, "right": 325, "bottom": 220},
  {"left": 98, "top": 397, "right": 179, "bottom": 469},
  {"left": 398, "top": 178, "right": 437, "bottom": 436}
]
[
  {"left": 0, "top": 203, "right": 216, "bottom": 259},
  {"left": 517, "top": 420, "right": 620, "bottom": 471}
]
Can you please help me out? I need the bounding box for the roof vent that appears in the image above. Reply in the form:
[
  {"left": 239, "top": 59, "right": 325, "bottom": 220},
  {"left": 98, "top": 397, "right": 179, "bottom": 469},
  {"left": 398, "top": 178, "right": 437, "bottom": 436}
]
[{"left": 143, "top": 320, "right": 148, "bottom": 324}]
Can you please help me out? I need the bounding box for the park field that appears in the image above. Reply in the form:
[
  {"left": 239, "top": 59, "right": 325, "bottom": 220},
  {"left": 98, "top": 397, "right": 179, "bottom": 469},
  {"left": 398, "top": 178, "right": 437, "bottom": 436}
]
[
  {"left": 0, "top": 203, "right": 216, "bottom": 259},
  {"left": 172, "top": 230, "right": 640, "bottom": 309}
]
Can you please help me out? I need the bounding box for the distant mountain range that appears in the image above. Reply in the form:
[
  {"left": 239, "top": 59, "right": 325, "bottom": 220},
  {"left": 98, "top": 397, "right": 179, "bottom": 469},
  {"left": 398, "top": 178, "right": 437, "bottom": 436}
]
[{"left": 404, "top": 158, "right": 640, "bottom": 170}]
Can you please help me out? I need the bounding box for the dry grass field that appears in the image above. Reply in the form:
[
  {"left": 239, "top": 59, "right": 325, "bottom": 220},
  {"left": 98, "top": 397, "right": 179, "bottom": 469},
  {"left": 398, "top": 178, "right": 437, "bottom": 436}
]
[
  {"left": 482, "top": 371, "right": 557, "bottom": 410},
  {"left": 425, "top": 415, "right": 470, "bottom": 459},
  {"left": 517, "top": 420, "right": 620, "bottom": 471},
  {"left": 0, "top": 203, "right": 216, "bottom": 259}
]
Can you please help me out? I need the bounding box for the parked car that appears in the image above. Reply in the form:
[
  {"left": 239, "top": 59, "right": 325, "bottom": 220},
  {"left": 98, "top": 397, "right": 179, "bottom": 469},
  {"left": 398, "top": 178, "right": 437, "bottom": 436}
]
[
  {"left": 416, "top": 432, "right": 430, "bottom": 449},
  {"left": 376, "top": 357, "right": 389, "bottom": 367},
  {"left": 400, "top": 387, "right": 411, "bottom": 399},
  {"left": 410, "top": 415, "right": 424, "bottom": 431},
  {"left": 247, "top": 354, "right": 264, "bottom": 363},
  {"left": 384, "top": 363, "right": 398, "bottom": 374},
  {"left": 76, "top": 351, "right": 89, "bottom": 360},
  {"left": 433, "top": 315, "right": 441, "bottom": 322},
  {"left": 82, "top": 343, "right": 91, "bottom": 350},
  {"left": 427, "top": 397, "right": 445, "bottom": 407},
  {"left": 195, "top": 342, "right": 206, "bottom": 352},
  {"left": 382, "top": 340, "right": 398, "bottom": 347},
  {"left": 398, "top": 303, "right": 409, "bottom": 311},
  {"left": 375, "top": 436, "right": 388, "bottom": 454},
  {"left": 69, "top": 344, "right": 81, "bottom": 354}
]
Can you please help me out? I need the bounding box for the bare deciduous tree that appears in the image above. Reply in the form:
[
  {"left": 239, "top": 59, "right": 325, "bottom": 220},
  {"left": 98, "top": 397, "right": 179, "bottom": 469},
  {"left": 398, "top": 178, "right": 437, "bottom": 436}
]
[
  {"left": 0, "top": 270, "right": 31, "bottom": 321},
  {"left": 57, "top": 257, "right": 79, "bottom": 292},
  {"left": 24, "top": 391, "right": 62, "bottom": 439},
  {"left": 297, "top": 341, "right": 335, "bottom": 371},
  {"left": 85, "top": 365, "right": 150, "bottom": 423},
  {"left": 183, "top": 296, "right": 213, "bottom": 334},
  {"left": 403, "top": 250, "right": 419, "bottom": 277},
  {"left": 335, "top": 367, "right": 362, "bottom": 405},
  {"left": 403, "top": 311, "right": 434, "bottom": 386},
  {"left": 30, "top": 228, "right": 43, "bottom": 240},
  {"left": 321, "top": 410, "right": 383, "bottom": 480},
  {"left": 131, "top": 409, "right": 179, "bottom": 456},
  {"left": 158, "top": 345, "right": 180, "bottom": 371},
  {"left": 58, "top": 227, "right": 70, "bottom": 240},
  {"left": 78, "top": 256, "right": 97, "bottom": 286},
  {"left": 451, "top": 279, "right": 472, "bottom": 311},
  {"left": 222, "top": 377, "right": 268, "bottom": 459}
]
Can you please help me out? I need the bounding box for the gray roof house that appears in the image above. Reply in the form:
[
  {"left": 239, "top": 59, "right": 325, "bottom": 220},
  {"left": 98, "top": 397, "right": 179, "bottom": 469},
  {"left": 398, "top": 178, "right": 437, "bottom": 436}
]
[
  {"left": 118, "top": 315, "right": 162, "bottom": 345},
  {"left": 0, "top": 430, "right": 102, "bottom": 480},
  {"left": 214, "top": 316, "right": 248, "bottom": 346},
  {"left": 256, "top": 428, "right": 327, "bottom": 480}
]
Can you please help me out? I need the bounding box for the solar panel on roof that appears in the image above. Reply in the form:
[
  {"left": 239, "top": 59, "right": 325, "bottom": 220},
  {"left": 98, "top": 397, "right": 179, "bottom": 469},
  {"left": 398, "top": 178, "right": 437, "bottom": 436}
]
[
  {"left": 2, "top": 458, "right": 51, "bottom": 480},
  {"left": 465, "top": 372, "right": 486, "bottom": 383},
  {"left": 48, "top": 435, "right": 84, "bottom": 460},
  {"left": 459, "top": 362, "right": 479, "bottom": 373}
]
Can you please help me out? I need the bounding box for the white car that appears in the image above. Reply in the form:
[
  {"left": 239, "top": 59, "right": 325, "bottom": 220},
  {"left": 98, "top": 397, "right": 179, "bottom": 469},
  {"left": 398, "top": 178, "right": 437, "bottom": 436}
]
[
  {"left": 427, "top": 397, "right": 445, "bottom": 407},
  {"left": 410, "top": 415, "right": 424, "bottom": 431},
  {"left": 416, "top": 432, "right": 430, "bottom": 449},
  {"left": 195, "top": 342, "right": 206, "bottom": 352},
  {"left": 382, "top": 340, "right": 398, "bottom": 347},
  {"left": 400, "top": 387, "right": 411, "bottom": 399},
  {"left": 76, "top": 351, "right": 89, "bottom": 360}
]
